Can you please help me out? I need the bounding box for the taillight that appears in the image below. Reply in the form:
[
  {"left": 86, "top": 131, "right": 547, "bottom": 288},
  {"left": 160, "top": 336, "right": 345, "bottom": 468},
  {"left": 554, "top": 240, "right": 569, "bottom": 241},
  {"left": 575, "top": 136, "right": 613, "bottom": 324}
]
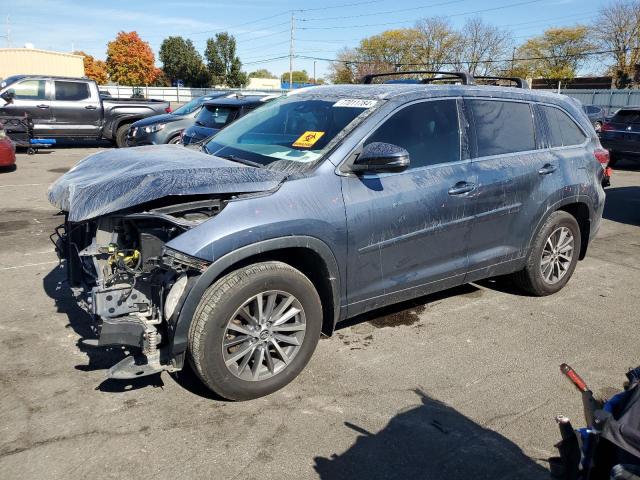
[
  {"left": 165, "top": 106, "right": 173, "bottom": 113},
  {"left": 600, "top": 122, "right": 614, "bottom": 132},
  {"left": 594, "top": 148, "right": 609, "bottom": 167}
]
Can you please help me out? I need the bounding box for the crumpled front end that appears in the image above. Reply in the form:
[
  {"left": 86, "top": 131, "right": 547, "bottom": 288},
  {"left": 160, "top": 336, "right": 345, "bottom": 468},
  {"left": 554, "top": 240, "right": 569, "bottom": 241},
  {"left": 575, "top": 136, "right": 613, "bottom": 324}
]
[{"left": 53, "top": 198, "right": 224, "bottom": 379}]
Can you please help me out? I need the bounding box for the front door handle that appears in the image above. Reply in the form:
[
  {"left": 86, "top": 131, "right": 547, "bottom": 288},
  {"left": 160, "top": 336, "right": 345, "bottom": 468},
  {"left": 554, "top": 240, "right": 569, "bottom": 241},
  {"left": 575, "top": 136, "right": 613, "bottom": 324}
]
[
  {"left": 538, "top": 163, "right": 557, "bottom": 175},
  {"left": 448, "top": 181, "right": 476, "bottom": 196},
  {"left": 36, "top": 104, "right": 49, "bottom": 109},
  {"left": 84, "top": 105, "right": 97, "bottom": 110}
]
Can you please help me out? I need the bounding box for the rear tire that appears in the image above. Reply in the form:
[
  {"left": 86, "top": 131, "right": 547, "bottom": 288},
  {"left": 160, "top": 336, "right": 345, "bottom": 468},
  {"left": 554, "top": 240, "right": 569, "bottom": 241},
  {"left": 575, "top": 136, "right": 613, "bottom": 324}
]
[
  {"left": 512, "top": 211, "right": 581, "bottom": 296},
  {"left": 608, "top": 152, "right": 619, "bottom": 168},
  {"left": 188, "top": 261, "right": 322, "bottom": 401},
  {"left": 115, "top": 124, "right": 131, "bottom": 148}
]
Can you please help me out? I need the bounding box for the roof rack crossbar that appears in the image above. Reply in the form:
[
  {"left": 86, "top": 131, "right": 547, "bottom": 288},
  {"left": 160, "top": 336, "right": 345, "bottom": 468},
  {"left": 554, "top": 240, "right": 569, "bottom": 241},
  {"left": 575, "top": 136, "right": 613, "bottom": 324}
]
[
  {"left": 361, "top": 70, "right": 475, "bottom": 85},
  {"left": 473, "top": 76, "right": 529, "bottom": 89}
]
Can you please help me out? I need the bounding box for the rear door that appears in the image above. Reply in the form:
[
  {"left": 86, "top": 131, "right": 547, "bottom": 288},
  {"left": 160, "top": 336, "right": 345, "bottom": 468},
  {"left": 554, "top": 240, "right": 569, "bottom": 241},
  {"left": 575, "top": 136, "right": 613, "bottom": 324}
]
[
  {"left": 50, "top": 80, "right": 101, "bottom": 137},
  {"left": 342, "top": 98, "right": 476, "bottom": 315},
  {"left": 464, "top": 98, "right": 543, "bottom": 279},
  {"left": 0, "top": 78, "right": 52, "bottom": 134}
]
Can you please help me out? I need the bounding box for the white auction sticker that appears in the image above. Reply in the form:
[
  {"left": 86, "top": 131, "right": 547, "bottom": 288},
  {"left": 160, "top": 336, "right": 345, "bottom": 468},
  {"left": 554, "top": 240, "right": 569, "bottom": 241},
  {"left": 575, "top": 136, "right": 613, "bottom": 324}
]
[{"left": 333, "top": 99, "right": 378, "bottom": 108}]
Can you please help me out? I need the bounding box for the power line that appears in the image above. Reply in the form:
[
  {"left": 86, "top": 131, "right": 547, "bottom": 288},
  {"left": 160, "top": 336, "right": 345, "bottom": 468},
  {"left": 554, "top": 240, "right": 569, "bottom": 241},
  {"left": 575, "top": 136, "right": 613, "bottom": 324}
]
[
  {"left": 299, "top": 0, "right": 544, "bottom": 30},
  {"left": 299, "top": 0, "right": 468, "bottom": 22}
]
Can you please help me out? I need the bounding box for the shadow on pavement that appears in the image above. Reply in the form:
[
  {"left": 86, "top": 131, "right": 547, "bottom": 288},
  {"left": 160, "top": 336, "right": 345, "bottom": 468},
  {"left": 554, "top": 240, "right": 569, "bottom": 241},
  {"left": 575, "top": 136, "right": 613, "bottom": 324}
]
[
  {"left": 603, "top": 186, "right": 640, "bottom": 227},
  {"left": 313, "top": 389, "right": 549, "bottom": 480},
  {"left": 42, "top": 263, "right": 161, "bottom": 392}
]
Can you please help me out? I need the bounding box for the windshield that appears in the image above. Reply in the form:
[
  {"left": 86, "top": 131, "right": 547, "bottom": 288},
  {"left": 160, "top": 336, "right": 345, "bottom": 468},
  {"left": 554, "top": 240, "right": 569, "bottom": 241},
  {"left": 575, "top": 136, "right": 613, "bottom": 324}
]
[
  {"left": 1, "top": 75, "right": 26, "bottom": 89},
  {"left": 204, "top": 96, "right": 377, "bottom": 170},
  {"left": 173, "top": 97, "right": 203, "bottom": 116},
  {"left": 196, "top": 105, "right": 237, "bottom": 128}
]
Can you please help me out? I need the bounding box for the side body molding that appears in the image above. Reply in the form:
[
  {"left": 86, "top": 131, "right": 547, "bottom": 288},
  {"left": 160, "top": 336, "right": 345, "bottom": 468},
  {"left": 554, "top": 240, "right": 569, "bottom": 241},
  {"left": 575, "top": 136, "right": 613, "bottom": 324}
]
[{"left": 170, "top": 235, "right": 341, "bottom": 357}]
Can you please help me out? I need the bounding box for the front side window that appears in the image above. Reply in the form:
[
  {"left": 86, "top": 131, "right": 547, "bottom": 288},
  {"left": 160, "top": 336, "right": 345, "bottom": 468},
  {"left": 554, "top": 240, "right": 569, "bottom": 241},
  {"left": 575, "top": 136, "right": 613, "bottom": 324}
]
[
  {"left": 204, "top": 96, "right": 376, "bottom": 170},
  {"left": 541, "top": 105, "right": 587, "bottom": 147},
  {"left": 364, "top": 99, "right": 460, "bottom": 169},
  {"left": 54, "top": 81, "right": 90, "bottom": 101},
  {"left": 12, "top": 80, "right": 47, "bottom": 100},
  {"left": 468, "top": 99, "right": 535, "bottom": 157}
]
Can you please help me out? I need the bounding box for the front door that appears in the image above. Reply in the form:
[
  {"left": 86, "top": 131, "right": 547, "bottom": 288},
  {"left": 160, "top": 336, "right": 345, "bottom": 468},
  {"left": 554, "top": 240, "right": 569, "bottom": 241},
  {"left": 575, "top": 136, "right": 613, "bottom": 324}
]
[
  {"left": 0, "top": 78, "right": 52, "bottom": 135},
  {"left": 342, "top": 98, "right": 476, "bottom": 317}
]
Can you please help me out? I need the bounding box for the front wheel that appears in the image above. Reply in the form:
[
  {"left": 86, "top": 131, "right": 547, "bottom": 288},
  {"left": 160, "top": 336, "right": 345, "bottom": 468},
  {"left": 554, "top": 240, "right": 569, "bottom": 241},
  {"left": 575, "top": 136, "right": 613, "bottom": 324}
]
[
  {"left": 512, "top": 211, "right": 581, "bottom": 296},
  {"left": 115, "top": 124, "right": 131, "bottom": 148},
  {"left": 188, "top": 261, "right": 322, "bottom": 401}
]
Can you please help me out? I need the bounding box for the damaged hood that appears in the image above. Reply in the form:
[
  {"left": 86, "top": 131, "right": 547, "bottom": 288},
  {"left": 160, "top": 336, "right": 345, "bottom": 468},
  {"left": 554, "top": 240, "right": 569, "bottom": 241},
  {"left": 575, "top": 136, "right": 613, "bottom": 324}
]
[{"left": 48, "top": 144, "right": 287, "bottom": 222}]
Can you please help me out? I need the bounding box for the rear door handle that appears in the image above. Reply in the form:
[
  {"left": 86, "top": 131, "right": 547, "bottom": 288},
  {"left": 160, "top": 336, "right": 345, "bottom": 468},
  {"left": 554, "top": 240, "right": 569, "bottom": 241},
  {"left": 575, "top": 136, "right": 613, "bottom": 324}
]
[
  {"left": 538, "top": 164, "right": 557, "bottom": 175},
  {"left": 36, "top": 104, "right": 49, "bottom": 109},
  {"left": 84, "top": 105, "right": 98, "bottom": 110},
  {"left": 448, "top": 181, "right": 476, "bottom": 196}
]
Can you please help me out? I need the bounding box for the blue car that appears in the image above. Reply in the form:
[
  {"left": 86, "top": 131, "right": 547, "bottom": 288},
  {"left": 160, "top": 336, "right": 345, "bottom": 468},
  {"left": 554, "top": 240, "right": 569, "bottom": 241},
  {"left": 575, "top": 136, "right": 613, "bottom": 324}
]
[
  {"left": 50, "top": 72, "right": 607, "bottom": 400},
  {"left": 180, "top": 94, "right": 276, "bottom": 145}
]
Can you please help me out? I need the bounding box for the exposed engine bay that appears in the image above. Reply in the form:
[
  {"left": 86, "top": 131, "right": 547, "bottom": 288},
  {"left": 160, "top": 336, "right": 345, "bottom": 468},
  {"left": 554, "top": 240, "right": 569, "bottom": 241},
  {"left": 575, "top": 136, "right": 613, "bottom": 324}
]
[{"left": 53, "top": 196, "right": 225, "bottom": 379}]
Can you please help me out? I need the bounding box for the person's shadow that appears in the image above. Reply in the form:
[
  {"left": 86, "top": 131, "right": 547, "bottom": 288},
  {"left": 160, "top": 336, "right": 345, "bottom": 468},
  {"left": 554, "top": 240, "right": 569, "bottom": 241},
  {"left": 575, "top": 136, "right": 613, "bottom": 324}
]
[
  {"left": 314, "top": 388, "right": 549, "bottom": 480},
  {"left": 42, "top": 262, "right": 164, "bottom": 392}
]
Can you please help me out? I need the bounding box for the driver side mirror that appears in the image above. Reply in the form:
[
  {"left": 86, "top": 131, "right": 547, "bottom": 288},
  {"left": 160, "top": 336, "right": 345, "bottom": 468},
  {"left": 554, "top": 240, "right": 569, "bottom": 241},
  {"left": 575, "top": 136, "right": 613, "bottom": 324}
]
[
  {"left": 351, "top": 142, "right": 410, "bottom": 173},
  {"left": 1, "top": 90, "right": 15, "bottom": 105}
]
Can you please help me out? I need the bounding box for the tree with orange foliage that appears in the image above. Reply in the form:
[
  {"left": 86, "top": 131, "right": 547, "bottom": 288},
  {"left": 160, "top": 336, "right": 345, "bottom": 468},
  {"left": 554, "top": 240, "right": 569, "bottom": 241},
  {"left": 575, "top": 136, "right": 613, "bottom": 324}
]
[
  {"left": 74, "top": 51, "right": 108, "bottom": 84},
  {"left": 106, "top": 31, "right": 161, "bottom": 85}
]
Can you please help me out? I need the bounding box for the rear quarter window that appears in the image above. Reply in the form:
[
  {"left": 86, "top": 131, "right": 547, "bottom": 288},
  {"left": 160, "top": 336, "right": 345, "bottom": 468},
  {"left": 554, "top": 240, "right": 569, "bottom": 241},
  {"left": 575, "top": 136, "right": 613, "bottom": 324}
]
[
  {"left": 541, "top": 105, "right": 587, "bottom": 147},
  {"left": 468, "top": 99, "right": 535, "bottom": 157}
]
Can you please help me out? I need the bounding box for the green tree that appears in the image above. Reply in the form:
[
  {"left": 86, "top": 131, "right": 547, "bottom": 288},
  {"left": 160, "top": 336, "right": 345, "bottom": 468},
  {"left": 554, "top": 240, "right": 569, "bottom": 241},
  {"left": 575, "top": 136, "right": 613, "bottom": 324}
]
[
  {"left": 513, "top": 26, "right": 593, "bottom": 86},
  {"left": 280, "top": 70, "right": 310, "bottom": 83},
  {"left": 248, "top": 68, "right": 277, "bottom": 79},
  {"left": 204, "top": 32, "right": 247, "bottom": 87},
  {"left": 159, "top": 36, "right": 209, "bottom": 87}
]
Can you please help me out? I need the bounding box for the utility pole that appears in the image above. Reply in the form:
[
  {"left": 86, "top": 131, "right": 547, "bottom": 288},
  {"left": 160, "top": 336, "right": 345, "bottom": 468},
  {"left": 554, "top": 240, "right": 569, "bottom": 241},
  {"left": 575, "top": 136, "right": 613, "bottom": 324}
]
[
  {"left": 313, "top": 60, "right": 316, "bottom": 84},
  {"left": 289, "top": 12, "right": 295, "bottom": 90}
]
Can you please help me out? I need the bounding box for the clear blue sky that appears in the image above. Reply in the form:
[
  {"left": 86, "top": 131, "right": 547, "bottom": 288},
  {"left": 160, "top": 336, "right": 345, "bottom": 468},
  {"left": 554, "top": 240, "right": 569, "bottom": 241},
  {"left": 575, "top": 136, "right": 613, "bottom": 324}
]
[{"left": 7, "top": 0, "right": 609, "bottom": 80}]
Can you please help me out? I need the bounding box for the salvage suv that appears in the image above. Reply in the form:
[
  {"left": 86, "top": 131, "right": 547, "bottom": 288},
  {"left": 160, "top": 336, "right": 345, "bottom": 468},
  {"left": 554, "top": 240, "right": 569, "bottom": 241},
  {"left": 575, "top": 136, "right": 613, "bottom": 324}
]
[{"left": 49, "top": 72, "right": 607, "bottom": 400}]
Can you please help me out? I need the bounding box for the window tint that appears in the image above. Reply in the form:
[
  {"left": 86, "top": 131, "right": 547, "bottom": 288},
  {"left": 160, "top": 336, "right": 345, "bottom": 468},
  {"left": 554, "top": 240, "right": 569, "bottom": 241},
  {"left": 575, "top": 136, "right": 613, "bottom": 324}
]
[
  {"left": 612, "top": 109, "right": 640, "bottom": 124},
  {"left": 468, "top": 100, "right": 535, "bottom": 157},
  {"left": 541, "top": 105, "right": 586, "bottom": 147},
  {"left": 12, "top": 80, "right": 47, "bottom": 100},
  {"left": 365, "top": 99, "right": 460, "bottom": 169},
  {"left": 197, "top": 106, "right": 237, "bottom": 128},
  {"left": 54, "top": 81, "right": 90, "bottom": 101}
]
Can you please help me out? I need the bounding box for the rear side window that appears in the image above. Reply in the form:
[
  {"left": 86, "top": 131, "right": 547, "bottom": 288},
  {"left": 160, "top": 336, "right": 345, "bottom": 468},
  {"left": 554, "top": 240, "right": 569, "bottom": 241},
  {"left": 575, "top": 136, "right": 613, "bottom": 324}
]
[
  {"left": 12, "top": 80, "right": 47, "bottom": 100},
  {"left": 365, "top": 99, "right": 460, "bottom": 169},
  {"left": 468, "top": 100, "right": 535, "bottom": 157},
  {"left": 55, "top": 81, "right": 90, "bottom": 101},
  {"left": 612, "top": 109, "right": 640, "bottom": 124},
  {"left": 541, "top": 105, "right": 587, "bottom": 147}
]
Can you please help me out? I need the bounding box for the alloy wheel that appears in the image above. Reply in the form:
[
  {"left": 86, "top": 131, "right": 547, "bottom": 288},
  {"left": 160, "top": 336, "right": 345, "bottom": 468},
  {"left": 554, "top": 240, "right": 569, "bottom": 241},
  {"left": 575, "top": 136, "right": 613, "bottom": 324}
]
[{"left": 540, "top": 226, "right": 574, "bottom": 284}]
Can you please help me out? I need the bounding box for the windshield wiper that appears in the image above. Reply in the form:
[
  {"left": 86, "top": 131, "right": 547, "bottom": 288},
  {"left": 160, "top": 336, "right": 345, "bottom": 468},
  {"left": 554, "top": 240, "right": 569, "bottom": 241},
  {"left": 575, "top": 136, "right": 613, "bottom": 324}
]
[{"left": 219, "top": 154, "right": 262, "bottom": 168}]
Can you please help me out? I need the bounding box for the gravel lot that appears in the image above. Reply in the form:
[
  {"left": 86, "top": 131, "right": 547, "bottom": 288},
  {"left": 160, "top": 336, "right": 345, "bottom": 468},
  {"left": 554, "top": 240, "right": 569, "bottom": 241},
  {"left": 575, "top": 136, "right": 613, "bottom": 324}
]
[{"left": 1, "top": 146, "right": 638, "bottom": 480}]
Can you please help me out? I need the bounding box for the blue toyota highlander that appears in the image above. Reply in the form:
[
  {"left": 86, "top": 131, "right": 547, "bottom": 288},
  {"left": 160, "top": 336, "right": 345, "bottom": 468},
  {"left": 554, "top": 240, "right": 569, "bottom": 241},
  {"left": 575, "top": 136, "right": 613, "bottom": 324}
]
[{"left": 49, "top": 72, "right": 607, "bottom": 400}]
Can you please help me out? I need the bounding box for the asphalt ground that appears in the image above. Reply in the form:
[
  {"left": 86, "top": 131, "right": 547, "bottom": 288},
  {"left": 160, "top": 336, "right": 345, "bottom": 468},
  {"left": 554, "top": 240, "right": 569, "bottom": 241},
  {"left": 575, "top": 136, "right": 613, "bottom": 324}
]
[{"left": 0, "top": 146, "right": 639, "bottom": 479}]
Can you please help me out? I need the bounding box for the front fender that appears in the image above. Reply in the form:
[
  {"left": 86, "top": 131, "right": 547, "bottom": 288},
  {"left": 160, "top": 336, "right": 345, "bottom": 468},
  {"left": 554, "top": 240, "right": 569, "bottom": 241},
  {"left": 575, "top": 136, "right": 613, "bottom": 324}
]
[{"left": 169, "top": 235, "right": 341, "bottom": 358}]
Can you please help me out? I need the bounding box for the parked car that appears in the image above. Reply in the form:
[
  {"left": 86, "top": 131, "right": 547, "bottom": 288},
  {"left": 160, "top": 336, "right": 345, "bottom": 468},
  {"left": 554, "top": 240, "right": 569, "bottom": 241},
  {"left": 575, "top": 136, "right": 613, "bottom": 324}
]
[
  {"left": 126, "top": 93, "right": 230, "bottom": 146},
  {"left": 583, "top": 105, "right": 606, "bottom": 132},
  {"left": 599, "top": 107, "right": 640, "bottom": 166},
  {"left": 180, "top": 95, "right": 277, "bottom": 145},
  {"left": 49, "top": 73, "right": 607, "bottom": 401},
  {"left": 0, "top": 127, "right": 16, "bottom": 170},
  {"left": 0, "top": 75, "right": 171, "bottom": 147}
]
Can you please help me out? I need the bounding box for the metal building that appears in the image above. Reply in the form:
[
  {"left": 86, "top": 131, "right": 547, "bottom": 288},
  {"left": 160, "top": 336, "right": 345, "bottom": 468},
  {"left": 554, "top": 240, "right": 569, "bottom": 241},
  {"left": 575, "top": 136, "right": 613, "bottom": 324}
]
[{"left": 0, "top": 48, "right": 84, "bottom": 80}]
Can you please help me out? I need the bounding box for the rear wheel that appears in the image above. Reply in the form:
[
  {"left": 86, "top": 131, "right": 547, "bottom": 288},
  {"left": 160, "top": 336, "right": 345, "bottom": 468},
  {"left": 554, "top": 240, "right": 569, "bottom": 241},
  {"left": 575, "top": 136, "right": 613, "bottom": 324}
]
[
  {"left": 188, "top": 261, "right": 322, "bottom": 401},
  {"left": 115, "top": 124, "right": 131, "bottom": 148},
  {"left": 512, "top": 211, "right": 581, "bottom": 296},
  {"left": 608, "top": 152, "right": 619, "bottom": 167}
]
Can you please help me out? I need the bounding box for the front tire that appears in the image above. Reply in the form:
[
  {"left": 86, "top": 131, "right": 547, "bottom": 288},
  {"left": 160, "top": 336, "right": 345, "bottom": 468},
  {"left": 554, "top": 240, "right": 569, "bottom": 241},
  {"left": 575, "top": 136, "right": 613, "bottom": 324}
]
[
  {"left": 115, "top": 124, "right": 131, "bottom": 148},
  {"left": 188, "top": 261, "right": 322, "bottom": 401},
  {"left": 512, "top": 211, "right": 581, "bottom": 296}
]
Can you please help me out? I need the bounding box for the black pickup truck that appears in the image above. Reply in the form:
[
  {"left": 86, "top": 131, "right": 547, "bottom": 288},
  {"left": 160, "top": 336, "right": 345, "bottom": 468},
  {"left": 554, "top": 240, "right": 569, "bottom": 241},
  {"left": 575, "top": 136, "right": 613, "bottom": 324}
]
[{"left": 0, "top": 75, "right": 171, "bottom": 147}]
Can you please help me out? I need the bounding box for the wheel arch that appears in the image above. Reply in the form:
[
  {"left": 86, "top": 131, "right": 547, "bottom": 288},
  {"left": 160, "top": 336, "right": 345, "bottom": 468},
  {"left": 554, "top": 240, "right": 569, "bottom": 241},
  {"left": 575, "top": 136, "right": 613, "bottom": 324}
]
[{"left": 170, "top": 236, "right": 341, "bottom": 359}]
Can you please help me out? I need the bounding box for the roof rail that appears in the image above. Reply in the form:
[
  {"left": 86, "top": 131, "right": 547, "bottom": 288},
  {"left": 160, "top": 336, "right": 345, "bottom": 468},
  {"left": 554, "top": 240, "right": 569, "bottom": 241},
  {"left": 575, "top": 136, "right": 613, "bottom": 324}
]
[
  {"left": 474, "top": 76, "right": 529, "bottom": 89},
  {"left": 360, "top": 70, "right": 475, "bottom": 85}
]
